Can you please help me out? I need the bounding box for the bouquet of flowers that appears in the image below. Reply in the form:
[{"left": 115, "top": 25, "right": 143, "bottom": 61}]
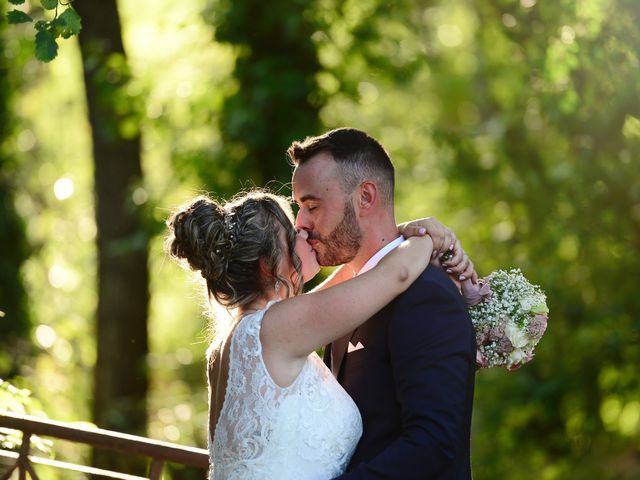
[{"left": 462, "top": 269, "right": 548, "bottom": 371}]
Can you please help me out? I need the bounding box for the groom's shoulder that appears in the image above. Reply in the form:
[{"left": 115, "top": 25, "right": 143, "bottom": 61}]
[
  {"left": 388, "top": 266, "right": 474, "bottom": 344},
  {"left": 409, "top": 265, "right": 464, "bottom": 300},
  {"left": 389, "top": 265, "right": 470, "bottom": 323},
  {"left": 416, "top": 263, "right": 450, "bottom": 283}
]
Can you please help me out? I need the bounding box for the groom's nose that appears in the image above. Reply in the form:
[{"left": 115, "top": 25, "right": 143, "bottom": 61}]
[{"left": 295, "top": 210, "right": 312, "bottom": 232}]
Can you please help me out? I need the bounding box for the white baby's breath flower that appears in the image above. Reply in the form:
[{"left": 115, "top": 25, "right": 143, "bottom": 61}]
[{"left": 519, "top": 296, "right": 535, "bottom": 312}]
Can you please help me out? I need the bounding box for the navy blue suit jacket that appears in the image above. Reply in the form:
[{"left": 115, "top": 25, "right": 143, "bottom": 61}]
[{"left": 327, "top": 265, "right": 476, "bottom": 479}]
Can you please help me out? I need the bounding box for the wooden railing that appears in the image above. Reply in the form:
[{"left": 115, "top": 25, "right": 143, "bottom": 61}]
[{"left": 0, "top": 411, "right": 208, "bottom": 479}]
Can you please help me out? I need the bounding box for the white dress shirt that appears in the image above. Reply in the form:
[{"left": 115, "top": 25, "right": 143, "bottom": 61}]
[{"left": 356, "top": 235, "right": 405, "bottom": 276}]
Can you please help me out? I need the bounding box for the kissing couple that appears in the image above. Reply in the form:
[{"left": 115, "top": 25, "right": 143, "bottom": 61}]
[{"left": 166, "top": 127, "right": 478, "bottom": 479}]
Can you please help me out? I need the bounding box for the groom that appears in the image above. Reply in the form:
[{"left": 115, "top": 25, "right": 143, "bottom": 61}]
[{"left": 289, "top": 128, "right": 476, "bottom": 479}]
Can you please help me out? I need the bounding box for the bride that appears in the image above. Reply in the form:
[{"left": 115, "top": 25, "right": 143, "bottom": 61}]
[{"left": 166, "top": 189, "right": 470, "bottom": 479}]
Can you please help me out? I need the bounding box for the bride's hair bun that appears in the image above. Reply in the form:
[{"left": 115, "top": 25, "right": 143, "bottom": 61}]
[
  {"left": 166, "top": 190, "right": 303, "bottom": 310},
  {"left": 166, "top": 196, "right": 229, "bottom": 282}
]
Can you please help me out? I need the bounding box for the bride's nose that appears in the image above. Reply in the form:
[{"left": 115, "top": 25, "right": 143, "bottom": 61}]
[{"left": 296, "top": 228, "right": 309, "bottom": 240}]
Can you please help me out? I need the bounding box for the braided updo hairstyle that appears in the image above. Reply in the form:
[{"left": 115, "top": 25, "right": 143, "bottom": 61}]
[{"left": 166, "top": 190, "right": 303, "bottom": 310}]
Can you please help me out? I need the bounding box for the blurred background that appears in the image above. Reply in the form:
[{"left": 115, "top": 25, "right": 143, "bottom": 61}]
[{"left": 1, "top": 0, "right": 639, "bottom": 478}]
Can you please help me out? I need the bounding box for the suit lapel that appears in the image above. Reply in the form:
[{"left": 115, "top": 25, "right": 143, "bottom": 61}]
[{"left": 331, "top": 329, "right": 356, "bottom": 378}]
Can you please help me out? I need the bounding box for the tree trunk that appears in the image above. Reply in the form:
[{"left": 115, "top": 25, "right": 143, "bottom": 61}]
[
  {"left": 0, "top": 2, "right": 32, "bottom": 379},
  {"left": 74, "top": 0, "right": 149, "bottom": 474}
]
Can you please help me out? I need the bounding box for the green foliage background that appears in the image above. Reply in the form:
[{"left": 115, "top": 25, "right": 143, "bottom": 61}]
[{"left": 2, "top": 0, "right": 639, "bottom": 478}]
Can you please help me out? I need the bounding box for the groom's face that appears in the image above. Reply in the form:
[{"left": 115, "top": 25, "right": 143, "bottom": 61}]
[{"left": 292, "top": 152, "right": 362, "bottom": 267}]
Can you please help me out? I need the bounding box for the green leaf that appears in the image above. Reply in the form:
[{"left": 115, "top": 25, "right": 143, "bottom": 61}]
[
  {"left": 9, "top": 0, "right": 26, "bottom": 5},
  {"left": 40, "top": 0, "right": 58, "bottom": 10},
  {"left": 35, "top": 29, "right": 58, "bottom": 63},
  {"left": 530, "top": 304, "right": 549, "bottom": 315},
  {"left": 51, "top": 7, "right": 82, "bottom": 39},
  {"left": 7, "top": 10, "right": 33, "bottom": 24},
  {"left": 34, "top": 20, "right": 48, "bottom": 32}
]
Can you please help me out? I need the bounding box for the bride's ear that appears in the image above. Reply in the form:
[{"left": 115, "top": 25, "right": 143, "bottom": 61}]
[
  {"left": 258, "top": 258, "right": 273, "bottom": 280},
  {"left": 258, "top": 258, "right": 279, "bottom": 294}
]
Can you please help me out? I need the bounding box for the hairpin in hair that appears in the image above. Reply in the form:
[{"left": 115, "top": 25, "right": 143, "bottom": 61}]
[{"left": 223, "top": 211, "right": 238, "bottom": 248}]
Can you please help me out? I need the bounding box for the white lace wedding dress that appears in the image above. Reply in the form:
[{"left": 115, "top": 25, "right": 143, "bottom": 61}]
[{"left": 210, "top": 302, "right": 363, "bottom": 479}]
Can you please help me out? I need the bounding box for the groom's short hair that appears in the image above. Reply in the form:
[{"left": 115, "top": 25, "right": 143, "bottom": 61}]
[{"left": 287, "top": 127, "right": 395, "bottom": 206}]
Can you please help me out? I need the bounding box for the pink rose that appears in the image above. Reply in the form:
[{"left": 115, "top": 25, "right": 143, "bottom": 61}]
[
  {"left": 461, "top": 279, "right": 492, "bottom": 306},
  {"left": 476, "top": 350, "right": 489, "bottom": 369},
  {"left": 526, "top": 314, "right": 548, "bottom": 341},
  {"left": 495, "top": 336, "right": 514, "bottom": 355},
  {"left": 489, "top": 317, "right": 508, "bottom": 340},
  {"left": 523, "top": 351, "right": 534, "bottom": 363}
]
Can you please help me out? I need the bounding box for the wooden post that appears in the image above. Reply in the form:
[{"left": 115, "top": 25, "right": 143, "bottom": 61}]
[
  {"left": 18, "top": 431, "right": 31, "bottom": 480},
  {"left": 148, "top": 459, "right": 164, "bottom": 480}
]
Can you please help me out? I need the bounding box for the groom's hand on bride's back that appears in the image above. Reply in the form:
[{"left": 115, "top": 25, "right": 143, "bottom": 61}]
[{"left": 399, "top": 217, "right": 478, "bottom": 284}]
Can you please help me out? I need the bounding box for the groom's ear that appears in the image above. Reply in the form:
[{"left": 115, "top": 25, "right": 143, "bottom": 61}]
[{"left": 356, "top": 180, "right": 378, "bottom": 215}]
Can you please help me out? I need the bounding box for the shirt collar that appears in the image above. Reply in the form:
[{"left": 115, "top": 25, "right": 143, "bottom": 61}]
[{"left": 356, "top": 235, "right": 405, "bottom": 276}]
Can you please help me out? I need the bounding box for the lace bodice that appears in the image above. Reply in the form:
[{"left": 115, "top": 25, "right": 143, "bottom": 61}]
[{"left": 210, "top": 302, "right": 362, "bottom": 479}]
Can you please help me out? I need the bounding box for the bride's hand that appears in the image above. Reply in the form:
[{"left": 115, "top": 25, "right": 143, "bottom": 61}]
[
  {"left": 398, "top": 217, "right": 456, "bottom": 256},
  {"left": 433, "top": 239, "right": 477, "bottom": 284},
  {"left": 398, "top": 217, "right": 478, "bottom": 284}
]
